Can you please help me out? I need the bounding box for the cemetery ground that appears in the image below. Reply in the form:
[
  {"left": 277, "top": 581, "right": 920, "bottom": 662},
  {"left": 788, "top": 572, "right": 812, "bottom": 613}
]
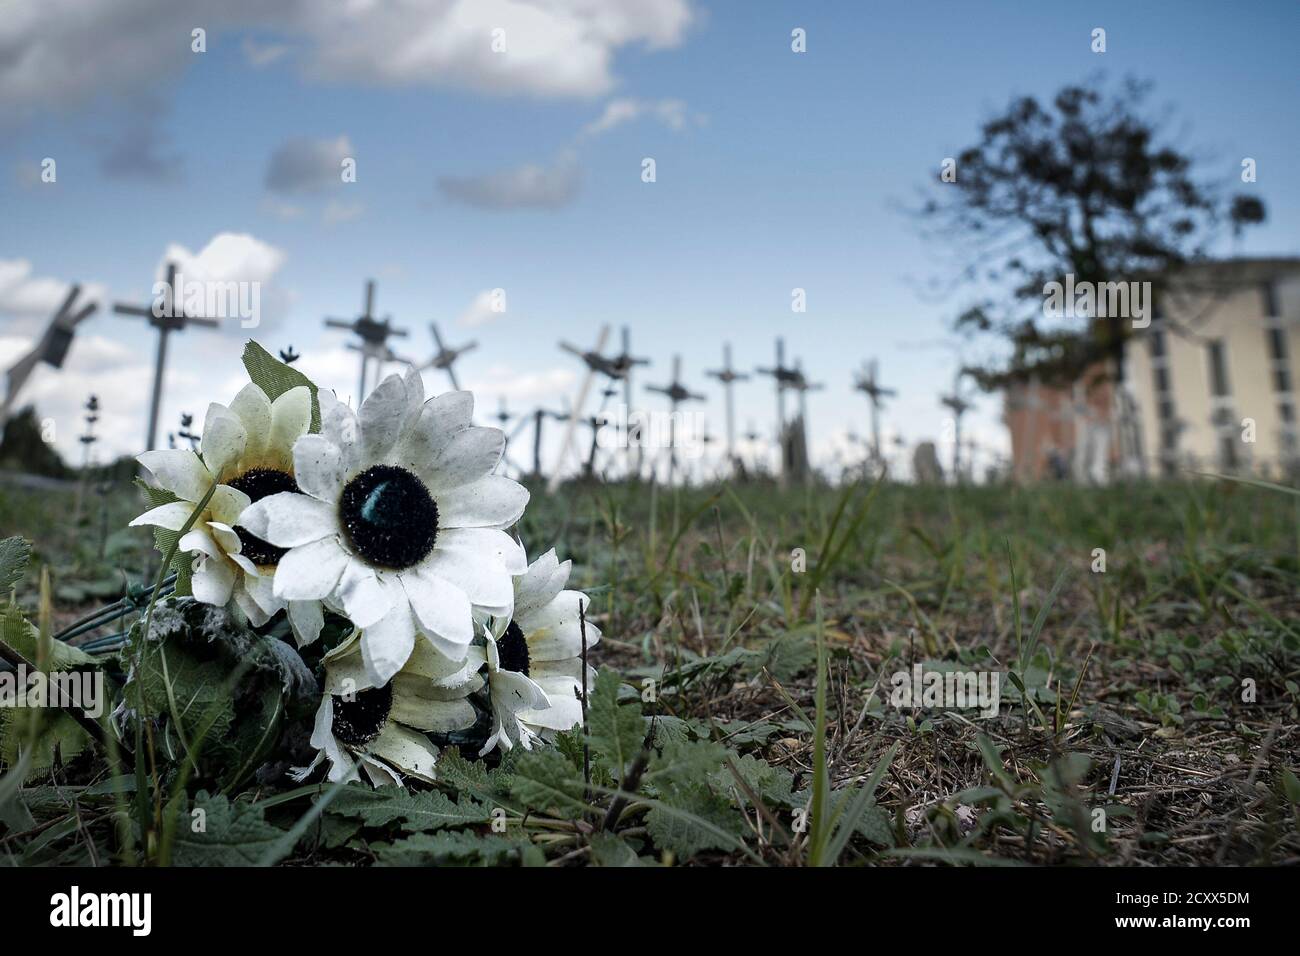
[{"left": 1, "top": 472, "right": 1298, "bottom": 866}]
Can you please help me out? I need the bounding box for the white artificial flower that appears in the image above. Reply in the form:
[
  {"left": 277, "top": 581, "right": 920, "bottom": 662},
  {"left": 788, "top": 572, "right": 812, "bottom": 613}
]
[
  {"left": 130, "top": 384, "right": 320, "bottom": 641},
  {"left": 294, "top": 629, "right": 481, "bottom": 787},
  {"left": 477, "top": 549, "right": 600, "bottom": 753},
  {"left": 466, "top": 632, "right": 549, "bottom": 756},
  {"left": 239, "top": 369, "right": 529, "bottom": 685}
]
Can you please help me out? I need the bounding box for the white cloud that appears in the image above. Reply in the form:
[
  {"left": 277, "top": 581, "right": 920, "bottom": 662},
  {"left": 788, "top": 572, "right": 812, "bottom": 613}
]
[
  {"left": 0, "top": 1, "right": 697, "bottom": 119},
  {"left": 264, "top": 135, "right": 353, "bottom": 195},
  {"left": 300, "top": 0, "right": 695, "bottom": 98},
  {"left": 0, "top": 331, "right": 206, "bottom": 462},
  {"left": 438, "top": 151, "right": 580, "bottom": 210},
  {"left": 323, "top": 199, "right": 365, "bottom": 225},
  {"left": 463, "top": 363, "right": 576, "bottom": 407},
  {"left": 457, "top": 290, "right": 507, "bottom": 328},
  {"left": 0, "top": 259, "right": 105, "bottom": 329},
  {"left": 143, "top": 232, "right": 291, "bottom": 334},
  {"left": 242, "top": 37, "right": 289, "bottom": 68},
  {"left": 579, "top": 97, "right": 704, "bottom": 139}
]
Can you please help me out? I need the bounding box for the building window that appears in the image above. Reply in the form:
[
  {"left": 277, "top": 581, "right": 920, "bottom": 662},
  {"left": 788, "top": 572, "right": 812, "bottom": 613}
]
[
  {"left": 1268, "top": 326, "right": 1288, "bottom": 362},
  {"left": 1219, "top": 434, "right": 1239, "bottom": 470},
  {"left": 1149, "top": 330, "right": 1166, "bottom": 360},
  {"left": 1207, "top": 340, "right": 1231, "bottom": 397},
  {"left": 1263, "top": 281, "right": 1279, "bottom": 319}
]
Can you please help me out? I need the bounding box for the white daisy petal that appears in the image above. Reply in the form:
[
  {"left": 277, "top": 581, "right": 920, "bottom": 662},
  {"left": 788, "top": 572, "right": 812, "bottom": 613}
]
[
  {"left": 200, "top": 405, "right": 247, "bottom": 482},
  {"left": 208, "top": 485, "right": 251, "bottom": 526},
  {"left": 273, "top": 538, "right": 349, "bottom": 600},
  {"left": 318, "top": 391, "right": 361, "bottom": 474},
  {"left": 401, "top": 365, "right": 425, "bottom": 411},
  {"left": 427, "top": 426, "right": 504, "bottom": 492},
  {"left": 228, "top": 383, "right": 272, "bottom": 464},
  {"left": 191, "top": 558, "right": 236, "bottom": 607},
  {"left": 389, "top": 391, "right": 474, "bottom": 472},
  {"left": 206, "top": 521, "right": 243, "bottom": 555},
  {"left": 513, "top": 550, "right": 571, "bottom": 619},
  {"left": 390, "top": 694, "right": 476, "bottom": 734},
  {"left": 177, "top": 527, "right": 222, "bottom": 559},
  {"left": 293, "top": 433, "right": 346, "bottom": 502},
  {"left": 422, "top": 549, "right": 513, "bottom": 613},
  {"left": 521, "top": 694, "right": 583, "bottom": 732},
  {"left": 336, "top": 562, "right": 392, "bottom": 629},
  {"left": 402, "top": 636, "right": 472, "bottom": 682},
  {"left": 435, "top": 475, "right": 529, "bottom": 531},
  {"left": 369, "top": 723, "right": 439, "bottom": 784},
  {"left": 138, "top": 450, "right": 212, "bottom": 503},
  {"left": 359, "top": 374, "right": 413, "bottom": 464},
  {"left": 402, "top": 572, "right": 473, "bottom": 650},
  {"left": 129, "top": 501, "right": 195, "bottom": 532},
  {"left": 360, "top": 601, "right": 417, "bottom": 684},
  {"left": 522, "top": 589, "right": 601, "bottom": 660},
  {"left": 288, "top": 600, "right": 324, "bottom": 648},
  {"left": 238, "top": 492, "right": 337, "bottom": 547},
  {"left": 358, "top": 756, "right": 402, "bottom": 788},
  {"left": 306, "top": 695, "right": 335, "bottom": 756},
  {"left": 233, "top": 586, "right": 272, "bottom": 627},
  {"left": 268, "top": 386, "right": 312, "bottom": 471},
  {"left": 439, "top": 527, "right": 527, "bottom": 574}
]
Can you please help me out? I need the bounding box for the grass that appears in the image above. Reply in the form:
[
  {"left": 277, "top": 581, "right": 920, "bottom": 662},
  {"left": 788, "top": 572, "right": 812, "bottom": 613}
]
[{"left": 2, "top": 471, "right": 1298, "bottom": 865}]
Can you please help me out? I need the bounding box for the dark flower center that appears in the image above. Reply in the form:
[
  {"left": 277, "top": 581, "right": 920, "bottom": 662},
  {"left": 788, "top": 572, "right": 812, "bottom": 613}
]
[
  {"left": 331, "top": 684, "right": 393, "bottom": 746},
  {"left": 227, "top": 467, "right": 299, "bottom": 566},
  {"left": 339, "top": 465, "right": 439, "bottom": 570},
  {"left": 498, "top": 620, "right": 530, "bottom": 676}
]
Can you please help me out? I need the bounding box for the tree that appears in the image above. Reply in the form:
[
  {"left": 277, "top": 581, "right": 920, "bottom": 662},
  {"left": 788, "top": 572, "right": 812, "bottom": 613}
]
[
  {"left": 919, "top": 77, "right": 1265, "bottom": 390},
  {"left": 0, "top": 406, "right": 70, "bottom": 478}
]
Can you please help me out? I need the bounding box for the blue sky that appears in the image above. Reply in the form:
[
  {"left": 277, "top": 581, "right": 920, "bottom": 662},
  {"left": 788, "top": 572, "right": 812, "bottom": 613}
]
[{"left": 2, "top": 0, "right": 1297, "bottom": 475}]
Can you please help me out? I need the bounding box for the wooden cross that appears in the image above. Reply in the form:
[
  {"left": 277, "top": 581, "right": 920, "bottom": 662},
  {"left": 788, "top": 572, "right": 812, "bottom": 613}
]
[
  {"left": 324, "top": 279, "right": 408, "bottom": 401},
  {"left": 550, "top": 325, "right": 610, "bottom": 492},
  {"left": 423, "top": 322, "right": 478, "bottom": 391},
  {"left": 645, "top": 354, "right": 705, "bottom": 485},
  {"left": 113, "top": 262, "right": 219, "bottom": 452},
  {"left": 939, "top": 370, "right": 975, "bottom": 482},
  {"left": 3, "top": 283, "right": 98, "bottom": 429},
  {"left": 853, "top": 358, "right": 896, "bottom": 470},
  {"left": 706, "top": 342, "right": 749, "bottom": 474}
]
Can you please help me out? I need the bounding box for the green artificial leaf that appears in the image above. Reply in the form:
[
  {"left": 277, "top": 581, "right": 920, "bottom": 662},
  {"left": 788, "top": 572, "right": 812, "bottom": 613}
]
[
  {"left": 588, "top": 670, "right": 644, "bottom": 780},
  {"left": 0, "top": 604, "right": 98, "bottom": 779},
  {"left": 714, "top": 753, "right": 795, "bottom": 809},
  {"left": 122, "top": 598, "right": 316, "bottom": 787},
  {"left": 241, "top": 341, "right": 321, "bottom": 432},
  {"left": 644, "top": 782, "right": 744, "bottom": 859},
  {"left": 134, "top": 478, "right": 193, "bottom": 596},
  {"left": 589, "top": 832, "right": 647, "bottom": 867},
  {"left": 435, "top": 746, "right": 515, "bottom": 805},
  {"left": 1282, "top": 767, "right": 1300, "bottom": 806},
  {"left": 511, "top": 747, "right": 589, "bottom": 816},
  {"left": 327, "top": 785, "right": 491, "bottom": 832},
  {"left": 371, "top": 830, "right": 542, "bottom": 867},
  {"left": 0, "top": 536, "right": 31, "bottom": 593},
  {"left": 169, "top": 791, "right": 289, "bottom": 866},
  {"left": 645, "top": 737, "right": 731, "bottom": 788}
]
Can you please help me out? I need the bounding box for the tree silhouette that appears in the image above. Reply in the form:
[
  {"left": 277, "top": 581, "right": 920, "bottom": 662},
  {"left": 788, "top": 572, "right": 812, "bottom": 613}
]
[{"left": 919, "top": 77, "right": 1265, "bottom": 390}]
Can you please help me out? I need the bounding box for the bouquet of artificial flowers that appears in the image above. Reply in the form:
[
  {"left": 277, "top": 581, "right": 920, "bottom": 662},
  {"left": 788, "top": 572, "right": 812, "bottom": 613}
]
[{"left": 126, "top": 342, "right": 598, "bottom": 787}]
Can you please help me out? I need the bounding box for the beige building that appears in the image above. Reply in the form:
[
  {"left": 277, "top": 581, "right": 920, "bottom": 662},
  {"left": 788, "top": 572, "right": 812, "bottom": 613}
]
[
  {"left": 1127, "top": 258, "right": 1300, "bottom": 478},
  {"left": 1003, "top": 258, "right": 1300, "bottom": 482}
]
